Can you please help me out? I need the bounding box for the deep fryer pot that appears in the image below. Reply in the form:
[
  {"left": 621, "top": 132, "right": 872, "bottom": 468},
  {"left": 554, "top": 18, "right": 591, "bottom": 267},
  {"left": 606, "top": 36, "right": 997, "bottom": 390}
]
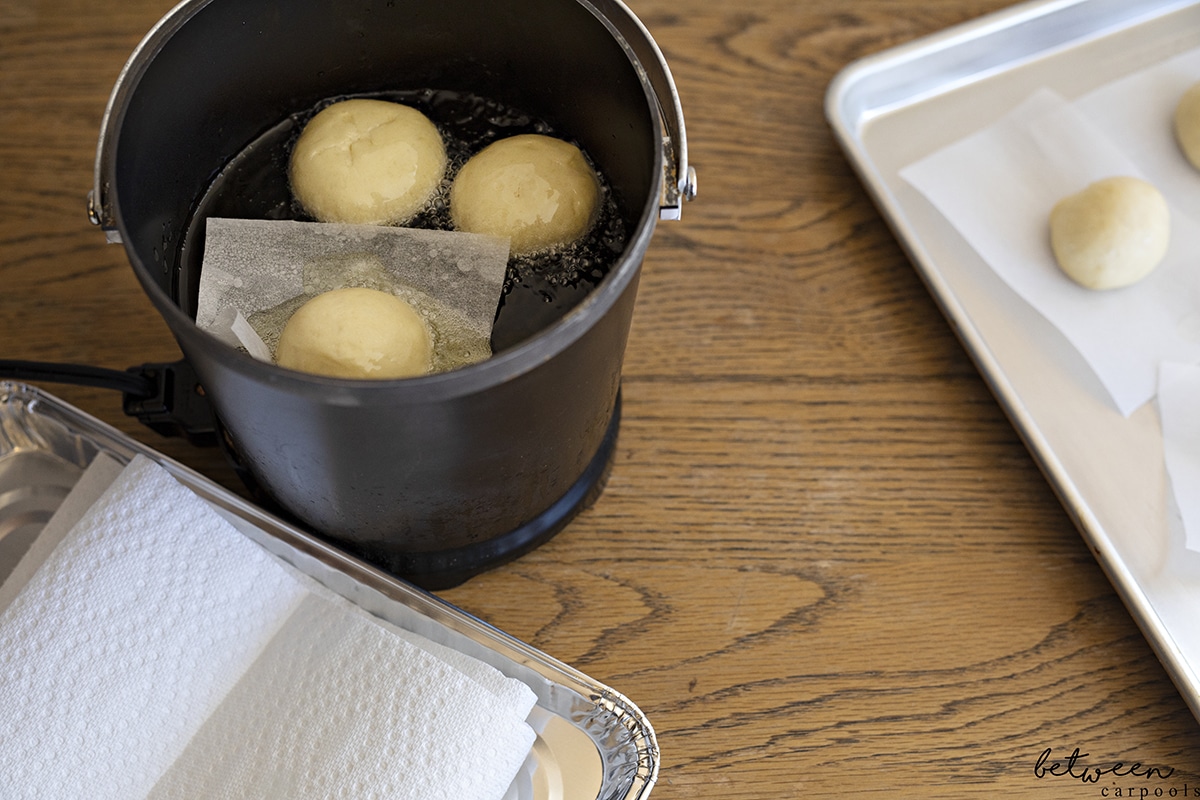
[{"left": 88, "top": 0, "right": 693, "bottom": 588}]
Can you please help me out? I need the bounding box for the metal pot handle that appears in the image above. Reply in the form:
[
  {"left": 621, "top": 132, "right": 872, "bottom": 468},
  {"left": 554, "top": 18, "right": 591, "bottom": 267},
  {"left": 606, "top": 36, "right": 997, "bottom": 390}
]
[
  {"left": 87, "top": 0, "right": 186, "bottom": 242},
  {"left": 593, "top": 0, "right": 696, "bottom": 220}
]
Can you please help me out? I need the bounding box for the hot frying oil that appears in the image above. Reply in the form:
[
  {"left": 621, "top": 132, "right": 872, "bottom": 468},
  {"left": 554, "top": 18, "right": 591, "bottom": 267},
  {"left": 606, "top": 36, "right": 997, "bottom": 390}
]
[{"left": 179, "top": 89, "right": 628, "bottom": 356}]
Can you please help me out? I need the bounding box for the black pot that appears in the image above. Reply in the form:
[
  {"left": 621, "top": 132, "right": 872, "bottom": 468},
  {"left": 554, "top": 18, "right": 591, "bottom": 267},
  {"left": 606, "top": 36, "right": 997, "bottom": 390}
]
[{"left": 89, "top": 0, "right": 693, "bottom": 588}]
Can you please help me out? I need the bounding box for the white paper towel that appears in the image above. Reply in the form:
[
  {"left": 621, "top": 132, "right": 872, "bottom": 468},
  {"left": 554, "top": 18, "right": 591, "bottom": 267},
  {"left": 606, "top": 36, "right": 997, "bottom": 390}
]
[
  {"left": 0, "top": 453, "right": 124, "bottom": 616},
  {"left": 0, "top": 455, "right": 538, "bottom": 799},
  {"left": 0, "top": 455, "right": 310, "bottom": 798},
  {"left": 147, "top": 593, "right": 537, "bottom": 799}
]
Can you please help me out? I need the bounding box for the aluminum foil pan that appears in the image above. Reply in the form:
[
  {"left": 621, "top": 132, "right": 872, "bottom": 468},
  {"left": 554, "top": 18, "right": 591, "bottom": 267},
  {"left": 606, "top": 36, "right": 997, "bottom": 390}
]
[{"left": 0, "top": 380, "right": 658, "bottom": 800}]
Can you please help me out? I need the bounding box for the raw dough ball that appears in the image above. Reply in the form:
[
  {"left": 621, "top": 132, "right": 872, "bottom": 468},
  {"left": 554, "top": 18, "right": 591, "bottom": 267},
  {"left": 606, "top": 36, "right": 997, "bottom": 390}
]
[
  {"left": 1048, "top": 176, "right": 1169, "bottom": 290},
  {"left": 450, "top": 134, "right": 601, "bottom": 255},
  {"left": 275, "top": 287, "right": 432, "bottom": 379},
  {"left": 290, "top": 99, "right": 447, "bottom": 225},
  {"left": 1175, "top": 82, "right": 1200, "bottom": 170}
]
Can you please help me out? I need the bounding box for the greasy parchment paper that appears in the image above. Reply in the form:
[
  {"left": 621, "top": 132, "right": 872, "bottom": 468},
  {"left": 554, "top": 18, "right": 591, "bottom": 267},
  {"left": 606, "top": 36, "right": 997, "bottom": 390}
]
[
  {"left": 196, "top": 218, "right": 509, "bottom": 373},
  {"left": 900, "top": 46, "right": 1200, "bottom": 550}
]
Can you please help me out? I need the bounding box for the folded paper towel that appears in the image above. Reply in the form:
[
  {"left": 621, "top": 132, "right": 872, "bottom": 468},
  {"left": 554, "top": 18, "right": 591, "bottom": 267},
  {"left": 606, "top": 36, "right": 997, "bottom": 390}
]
[
  {"left": 0, "top": 455, "right": 537, "bottom": 799},
  {"left": 147, "top": 593, "right": 536, "bottom": 799}
]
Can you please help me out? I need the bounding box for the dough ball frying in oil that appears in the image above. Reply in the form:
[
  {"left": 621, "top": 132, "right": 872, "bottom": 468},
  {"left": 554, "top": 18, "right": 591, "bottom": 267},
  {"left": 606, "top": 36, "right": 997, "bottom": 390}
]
[{"left": 450, "top": 134, "right": 600, "bottom": 255}]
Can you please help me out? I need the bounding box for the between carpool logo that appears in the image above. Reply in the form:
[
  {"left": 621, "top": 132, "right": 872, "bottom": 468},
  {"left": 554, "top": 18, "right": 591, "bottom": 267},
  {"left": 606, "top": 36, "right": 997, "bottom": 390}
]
[{"left": 1035, "top": 747, "right": 1184, "bottom": 797}]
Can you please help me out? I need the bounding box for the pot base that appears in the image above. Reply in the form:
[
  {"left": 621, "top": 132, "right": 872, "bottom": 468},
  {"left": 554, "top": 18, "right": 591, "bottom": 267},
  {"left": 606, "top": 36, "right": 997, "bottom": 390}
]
[{"left": 218, "top": 392, "right": 622, "bottom": 590}]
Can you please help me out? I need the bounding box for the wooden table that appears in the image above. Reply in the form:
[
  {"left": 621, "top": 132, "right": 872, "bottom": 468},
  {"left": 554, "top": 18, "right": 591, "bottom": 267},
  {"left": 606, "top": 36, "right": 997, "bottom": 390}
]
[{"left": 3, "top": 0, "right": 1199, "bottom": 794}]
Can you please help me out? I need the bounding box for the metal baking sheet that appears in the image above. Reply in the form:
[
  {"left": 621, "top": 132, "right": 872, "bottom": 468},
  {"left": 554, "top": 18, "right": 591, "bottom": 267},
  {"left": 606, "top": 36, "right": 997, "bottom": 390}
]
[
  {"left": 827, "top": 0, "right": 1200, "bottom": 721},
  {"left": 0, "top": 381, "right": 658, "bottom": 800}
]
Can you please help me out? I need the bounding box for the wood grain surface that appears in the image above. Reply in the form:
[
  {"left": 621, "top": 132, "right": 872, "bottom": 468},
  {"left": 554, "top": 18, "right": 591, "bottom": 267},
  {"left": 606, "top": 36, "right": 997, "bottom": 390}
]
[{"left": 3, "top": 0, "right": 1199, "bottom": 795}]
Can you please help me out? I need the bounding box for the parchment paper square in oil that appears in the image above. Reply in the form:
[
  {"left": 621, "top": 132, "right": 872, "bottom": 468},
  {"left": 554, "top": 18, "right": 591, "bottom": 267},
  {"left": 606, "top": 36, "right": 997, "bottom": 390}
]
[{"left": 196, "top": 218, "right": 509, "bottom": 373}]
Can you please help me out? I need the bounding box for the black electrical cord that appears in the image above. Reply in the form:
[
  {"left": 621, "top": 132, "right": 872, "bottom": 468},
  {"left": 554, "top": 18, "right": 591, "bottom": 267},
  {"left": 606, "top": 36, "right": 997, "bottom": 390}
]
[{"left": 0, "top": 359, "right": 156, "bottom": 399}]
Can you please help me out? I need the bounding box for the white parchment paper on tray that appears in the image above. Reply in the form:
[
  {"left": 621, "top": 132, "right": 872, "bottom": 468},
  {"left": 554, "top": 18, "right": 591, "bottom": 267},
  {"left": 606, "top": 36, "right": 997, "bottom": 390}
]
[
  {"left": 1161, "top": 362, "right": 1200, "bottom": 551},
  {"left": 899, "top": 46, "right": 1200, "bottom": 551},
  {"left": 196, "top": 218, "right": 509, "bottom": 368},
  {"left": 901, "top": 85, "right": 1200, "bottom": 418}
]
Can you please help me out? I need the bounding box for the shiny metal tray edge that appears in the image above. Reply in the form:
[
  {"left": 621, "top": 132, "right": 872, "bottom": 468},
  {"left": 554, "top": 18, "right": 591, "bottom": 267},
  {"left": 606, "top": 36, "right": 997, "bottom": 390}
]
[
  {"left": 825, "top": 0, "right": 1200, "bottom": 724},
  {"left": 0, "top": 380, "right": 659, "bottom": 800}
]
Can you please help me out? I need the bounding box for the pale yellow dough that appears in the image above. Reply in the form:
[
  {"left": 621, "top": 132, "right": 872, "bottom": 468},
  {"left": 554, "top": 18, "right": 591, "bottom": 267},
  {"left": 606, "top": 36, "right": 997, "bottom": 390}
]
[
  {"left": 290, "top": 99, "right": 447, "bottom": 225},
  {"left": 450, "top": 134, "right": 600, "bottom": 255},
  {"left": 275, "top": 287, "right": 432, "bottom": 379},
  {"left": 1048, "top": 176, "right": 1169, "bottom": 291},
  {"left": 1175, "top": 82, "right": 1200, "bottom": 170}
]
